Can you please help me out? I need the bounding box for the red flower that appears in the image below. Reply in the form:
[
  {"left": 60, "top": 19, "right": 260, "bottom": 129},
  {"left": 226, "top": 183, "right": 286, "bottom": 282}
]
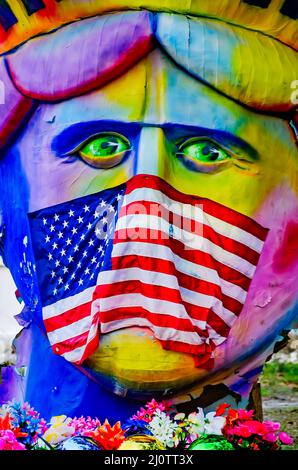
[
  {"left": 84, "top": 420, "right": 125, "bottom": 450},
  {"left": 237, "top": 409, "right": 255, "bottom": 420},
  {"left": 215, "top": 403, "right": 231, "bottom": 417},
  {"left": 250, "top": 442, "right": 260, "bottom": 451},
  {"left": 0, "top": 414, "right": 27, "bottom": 439}
]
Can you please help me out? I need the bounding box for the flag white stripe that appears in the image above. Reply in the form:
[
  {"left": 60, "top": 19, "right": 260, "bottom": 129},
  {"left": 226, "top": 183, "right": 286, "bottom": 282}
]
[
  {"left": 60, "top": 322, "right": 99, "bottom": 363},
  {"left": 206, "top": 325, "right": 227, "bottom": 346},
  {"left": 123, "top": 187, "right": 264, "bottom": 252},
  {"left": 61, "top": 344, "right": 87, "bottom": 363},
  {"left": 180, "top": 287, "right": 238, "bottom": 327},
  {"left": 112, "top": 242, "right": 247, "bottom": 303},
  {"left": 116, "top": 214, "right": 256, "bottom": 278},
  {"left": 100, "top": 317, "right": 204, "bottom": 346},
  {"left": 43, "top": 286, "right": 96, "bottom": 320},
  {"left": 47, "top": 315, "right": 93, "bottom": 344}
]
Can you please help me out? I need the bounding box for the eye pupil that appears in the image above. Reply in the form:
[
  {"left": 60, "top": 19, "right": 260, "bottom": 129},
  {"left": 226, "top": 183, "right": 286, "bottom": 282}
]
[
  {"left": 178, "top": 138, "right": 230, "bottom": 172},
  {"left": 101, "top": 141, "right": 118, "bottom": 150},
  {"left": 201, "top": 145, "right": 211, "bottom": 156},
  {"left": 78, "top": 133, "right": 130, "bottom": 168}
]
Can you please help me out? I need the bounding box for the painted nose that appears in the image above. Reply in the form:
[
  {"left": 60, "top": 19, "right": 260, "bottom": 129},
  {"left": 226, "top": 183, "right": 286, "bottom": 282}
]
[{"left": 134, "top": 127, "right": 169, "bottom": 178}]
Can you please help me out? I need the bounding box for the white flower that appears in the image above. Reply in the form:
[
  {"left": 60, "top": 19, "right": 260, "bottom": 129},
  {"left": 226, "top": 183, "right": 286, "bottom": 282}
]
[
  {"left": 204, "top": 411, "right": 225, "bottom": 435},
  {"left": 174, "top": 413, "right": 185, "bottom": 421},
  {"left": 186, "top": 409, "right": 205, "bottom": 435},
  {"left": 147, "top": 410, "right": 178, "bottom": 448}
]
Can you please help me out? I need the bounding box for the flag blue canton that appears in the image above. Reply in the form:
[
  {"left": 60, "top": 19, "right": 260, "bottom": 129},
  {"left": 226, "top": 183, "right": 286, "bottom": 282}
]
[{"left": 29, "top": 184, "right": 125, "bottom": 307}]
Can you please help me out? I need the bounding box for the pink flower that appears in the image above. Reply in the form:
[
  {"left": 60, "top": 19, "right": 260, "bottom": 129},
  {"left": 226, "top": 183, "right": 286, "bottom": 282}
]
[
  {"left": 146, "top": 399, "right": 166, "bottom": 414},
  {"left": 245, "top": 420, "right": 266, "bottom": 436},
  {"left": 264, "top": 432, "right": 277, "bottom": 443},
  {"left": 69, "top": 416, "right": 101, "bottom": 435},
  {"left": 0, "top": 430, "right": 26, "bottom": 450},
  {"left": 264, "top": 420, "right": 280, "bottom": 433},
  {"left": 132, "top": 399, "right": 173, "bottom": 423},
  {"left": 278, "top": 432, "right": 294, "bottom": 446},
  {"left": 132, "top": 408, "right": 151, "bottom": 423}
]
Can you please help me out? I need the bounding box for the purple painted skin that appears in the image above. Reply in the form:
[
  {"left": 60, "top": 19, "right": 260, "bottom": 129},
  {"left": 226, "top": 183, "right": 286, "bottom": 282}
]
[{"left": 0, "top": 9, "right": 297, "bottom": 416}]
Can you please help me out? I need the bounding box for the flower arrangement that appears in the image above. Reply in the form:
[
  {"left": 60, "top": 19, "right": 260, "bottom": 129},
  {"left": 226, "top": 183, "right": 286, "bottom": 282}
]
[
  {"left": 0, "top": 413, "right": 27, "bottom": 450},
  {"left": 0, "top": 401, "right": 47, "bottom": 449},
  {"left": 215, "top": 403, "right": 294, "bottom": 450},
  {"left": 0, "top": 400, "right": 294, "bottom": 450}
]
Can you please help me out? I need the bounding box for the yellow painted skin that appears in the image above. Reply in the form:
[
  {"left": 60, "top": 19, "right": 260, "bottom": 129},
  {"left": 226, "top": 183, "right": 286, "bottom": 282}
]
[
  {"left": 18, "top": 50, "right": 298, "bottom": 396},
  {"left": 1, "top": 0, "right": 297, "bottom": 54},
  {"left": 86, "top": 328, "right": 205, "bottom": 391}
]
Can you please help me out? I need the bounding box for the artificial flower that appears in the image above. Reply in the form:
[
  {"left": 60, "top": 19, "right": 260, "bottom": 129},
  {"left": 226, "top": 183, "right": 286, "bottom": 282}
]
[
  {"left": 204, "top": 411, "right": 225, "bottom": 436},
  {"left": 147, "top": 409, "right": 178, "bottom": 448},
  {"left": 123, "top": 417, "right": 153, "bottom": 437},
  {"left": 68, "top": 416, "right": 101, "bottom": 435},
  {"left": 132, "top": 399, "right": 173, "bottom": 423},
  {"left": 6, "top": 401, "right": 47, "bottom": 448},
  {"left": 0, "top": 430, "right": 26, "bottom": 450},
  {"left": 186, "top": 409, "right": 205, "bottom": 436},
  {"left": 0, "top": 413, "right": 27, "bottom": 450},
  {"left": 84, "top": 420, "right": 125, "bottom": 450},
  {"left": 264, "top": 420, "right": 281, "bottom": 432},
  {"left": 215, "top": 403, "right": 231, "bottom": 416},
  {"left": 43, "top": 415, "right": 75, "bottom": 445},
  {"left": 278, "top": 432, "right": 294, "bottom": 446}
]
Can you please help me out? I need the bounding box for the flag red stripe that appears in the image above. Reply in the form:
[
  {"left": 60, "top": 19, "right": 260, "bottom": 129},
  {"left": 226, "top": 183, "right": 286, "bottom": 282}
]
[
  {"left": 125, "top": 175, "right": 268, "bottom": 241},
  {"left": 51, "top": 329, "right": 89, "bottom": 355},
  {"left": 97, "top": 280, "right": 237, "bottom": 325},
  {"left": 159, "top": 338, "right": 215, "bottom": 357},
  {"left": 100, "top": 307, "right": 211, "bottom": 337},
  {"left": 79, "top": 334, "right": 99, "bottom": 364},
  {"left": 44, "top": 301, "right": 92, "bottom": 332},
  {"left": 111, "top": 249, "right": 251, "bottom": 292},
  {"left": 207, "top": 310, "right": 231, "bottom": 337}
]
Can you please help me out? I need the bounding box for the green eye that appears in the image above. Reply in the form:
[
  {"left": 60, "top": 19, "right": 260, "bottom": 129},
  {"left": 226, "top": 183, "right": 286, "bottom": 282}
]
[
  {"left": 78, "top": 133, "right": 131, "bottom": 168},
  {"left": 177, "top": 138, "right": 231, "bottom": 172}
]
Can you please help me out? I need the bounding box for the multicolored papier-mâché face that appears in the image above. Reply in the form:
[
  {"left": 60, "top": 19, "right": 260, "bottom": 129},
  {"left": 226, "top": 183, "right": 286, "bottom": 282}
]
[{"left": 0, "top": 8, "right": 298, "bottom": 406}]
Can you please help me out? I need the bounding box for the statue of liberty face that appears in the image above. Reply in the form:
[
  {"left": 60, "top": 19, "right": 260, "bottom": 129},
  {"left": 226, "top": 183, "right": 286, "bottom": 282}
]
[{"left": 2, "top": 11, "right": 298, "bottom": 401}]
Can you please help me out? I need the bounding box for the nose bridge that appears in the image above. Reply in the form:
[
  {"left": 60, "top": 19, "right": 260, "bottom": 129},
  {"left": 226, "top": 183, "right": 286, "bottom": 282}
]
[{"left": 134, "top": 126, "right": 168, "bottom": 177}]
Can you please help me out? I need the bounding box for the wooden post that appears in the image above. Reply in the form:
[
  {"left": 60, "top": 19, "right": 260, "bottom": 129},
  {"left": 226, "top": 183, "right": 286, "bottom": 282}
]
[{"left": 248, "top": 382, "right": 263, "bottom": 421}]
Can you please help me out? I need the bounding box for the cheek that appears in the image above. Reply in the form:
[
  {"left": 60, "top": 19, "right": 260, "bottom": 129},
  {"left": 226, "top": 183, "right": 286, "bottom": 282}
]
[
  {"left": 220, "top": 185, "right": 298, "bottom": 363},
  {"left": 272, "top": 221, "right": 298, "bottom": 273}
]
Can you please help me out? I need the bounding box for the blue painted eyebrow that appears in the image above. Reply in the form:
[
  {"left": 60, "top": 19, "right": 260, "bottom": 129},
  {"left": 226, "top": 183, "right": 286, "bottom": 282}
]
[
  {"left": 163, "top": 124, "right": 259, "bottom": 160},
  {"left": 51, "top": 121, "right": 141, "bottom": 156},
  {"left": 52, "top": 120, "right": 258, "bottom": 161}
]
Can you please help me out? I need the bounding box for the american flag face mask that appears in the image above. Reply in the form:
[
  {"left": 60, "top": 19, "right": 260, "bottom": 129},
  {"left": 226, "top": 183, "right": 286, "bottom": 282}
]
[{"left": 29, "top": 175, "right": 268, "bottom": 369}]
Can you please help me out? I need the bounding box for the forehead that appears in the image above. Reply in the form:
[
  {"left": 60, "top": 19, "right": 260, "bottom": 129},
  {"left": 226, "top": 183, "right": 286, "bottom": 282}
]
[
  {"left": 25, "top": 50, "right": 294, "bottom": 164},
  {"left": 6, "top": 12, "right": 298, "bottom": 113}
]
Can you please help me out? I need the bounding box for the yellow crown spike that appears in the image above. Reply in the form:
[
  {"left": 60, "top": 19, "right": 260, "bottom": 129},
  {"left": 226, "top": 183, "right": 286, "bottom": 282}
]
[{"left": 0, "top": 0, "right": 297, "bottom": 55}]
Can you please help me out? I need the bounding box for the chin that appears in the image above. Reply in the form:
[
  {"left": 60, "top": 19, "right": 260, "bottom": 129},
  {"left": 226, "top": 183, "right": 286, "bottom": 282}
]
[{"left": 84, "top": 327, "right": 207, "bottom": 399}]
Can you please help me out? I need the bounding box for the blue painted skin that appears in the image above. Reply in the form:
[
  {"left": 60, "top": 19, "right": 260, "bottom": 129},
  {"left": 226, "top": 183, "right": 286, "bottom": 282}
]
[{"left": 0, "top": 16, "right": 297, "bottom": 420}]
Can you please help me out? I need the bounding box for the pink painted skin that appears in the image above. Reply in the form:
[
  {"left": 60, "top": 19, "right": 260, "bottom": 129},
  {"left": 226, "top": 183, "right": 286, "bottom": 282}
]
[
  {"left": 1, "top": 12, "right": 297, "bottom": 401},
  {"left": 219, "top": 186, "right": 298, "bottom": 368}
]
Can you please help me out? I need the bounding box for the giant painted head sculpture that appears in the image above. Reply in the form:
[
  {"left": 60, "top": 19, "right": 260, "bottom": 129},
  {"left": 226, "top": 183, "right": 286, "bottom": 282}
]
[{"left": 0, "top": 0, "right": 297, "bottom": 420}]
